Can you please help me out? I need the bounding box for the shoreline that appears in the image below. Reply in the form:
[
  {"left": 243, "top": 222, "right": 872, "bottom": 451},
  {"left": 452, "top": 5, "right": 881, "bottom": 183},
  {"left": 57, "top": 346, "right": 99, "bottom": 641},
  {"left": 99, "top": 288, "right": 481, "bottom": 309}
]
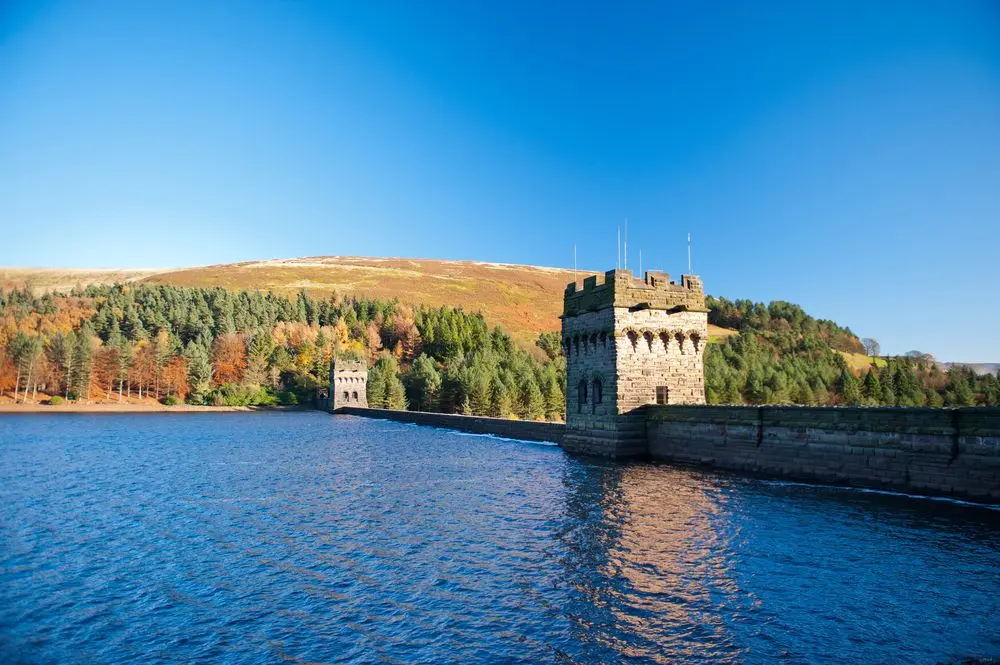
[{"left": 0, "top": 403, "right": 315, "bottom": 414}]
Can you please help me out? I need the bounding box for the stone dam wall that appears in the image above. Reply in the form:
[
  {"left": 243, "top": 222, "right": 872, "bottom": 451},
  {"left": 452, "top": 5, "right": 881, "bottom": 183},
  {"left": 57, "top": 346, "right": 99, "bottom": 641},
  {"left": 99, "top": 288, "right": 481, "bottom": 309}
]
[
  {"left": 329, "top": 405, "right": 1000, "bottom": 503},
  {"left": 647, "top": 405, "right": 1000, "bottom": 503},
  {"left": 334, "top": 407, "right": 565, "bottom": 444}
]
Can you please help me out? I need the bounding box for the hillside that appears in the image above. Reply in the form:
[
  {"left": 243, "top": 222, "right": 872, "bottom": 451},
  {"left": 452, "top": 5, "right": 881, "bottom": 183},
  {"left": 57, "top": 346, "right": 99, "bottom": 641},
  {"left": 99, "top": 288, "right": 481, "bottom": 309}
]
[
  {"left": 3, "top": 257, "right": 735, "bottom": 348},
  {"left": 3, "top": 259, "right": 996, "bottom": 409}
]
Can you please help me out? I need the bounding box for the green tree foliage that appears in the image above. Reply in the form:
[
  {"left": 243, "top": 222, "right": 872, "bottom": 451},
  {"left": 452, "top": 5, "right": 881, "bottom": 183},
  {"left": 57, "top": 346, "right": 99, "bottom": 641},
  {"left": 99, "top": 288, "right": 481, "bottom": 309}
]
[
  {"left": 403, "top": 354, "right": 442, "bottom": 412},
  {"left": 836, "top": 369, "right": 863, "bottom": 405},
  {"left": 862, "top": 368, "right": 882, "bottom": 405},
  {"left": 2, "top": 283, "right": 995, "bottom": 412},
  {"left": 535, "top": 332, "right": 563, "bottom": 361},
  {"left": 369, "top": 353, "right": 407, "bottom": 411}
]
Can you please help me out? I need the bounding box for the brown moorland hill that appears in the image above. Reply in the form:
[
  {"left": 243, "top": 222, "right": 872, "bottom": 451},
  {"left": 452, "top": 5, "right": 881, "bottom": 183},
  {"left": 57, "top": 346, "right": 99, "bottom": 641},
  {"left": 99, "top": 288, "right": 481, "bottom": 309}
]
[
  {"left": 0, "top": 267, "right": 161, "bottom": 293},
  {"left": 143, "top": 257, "right": 596, "bottom": 347},
  {"left": 4, "top": 257, "right": 735, "bottom": 348}
]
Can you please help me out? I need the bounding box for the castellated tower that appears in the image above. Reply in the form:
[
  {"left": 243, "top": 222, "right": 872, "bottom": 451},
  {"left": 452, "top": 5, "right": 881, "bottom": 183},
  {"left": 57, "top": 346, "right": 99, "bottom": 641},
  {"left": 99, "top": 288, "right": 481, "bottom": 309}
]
[
  {"left": 561, "top": 269, "right": 708, "bottom": 458},
  {"left": 329, "top": 359, "right": 369, "bottom": 410}
]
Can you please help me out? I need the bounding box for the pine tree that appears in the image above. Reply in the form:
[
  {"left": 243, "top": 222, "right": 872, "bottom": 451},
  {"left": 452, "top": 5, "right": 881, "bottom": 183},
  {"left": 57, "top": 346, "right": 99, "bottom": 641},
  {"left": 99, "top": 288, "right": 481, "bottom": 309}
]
[
  {"left": 72, "top": 324, "right": 95, "bottom": 400},
  {"left": 489, "top": 376, "right": 512, "bottom": 418},
  {"left": 184, "top": 341, "right": 213, "bottom": 397},
  {"left": 519, "top": 376, "right": 545, "bottom": 421},
  {"left": 862, "top": 368, "right": 882, "bottom": 405},
  {"left": 404, "top": 354, "right": 441, "bottom": 412},
  {"left": 836, "top": 368, "right": 863, "bottom": 405}
]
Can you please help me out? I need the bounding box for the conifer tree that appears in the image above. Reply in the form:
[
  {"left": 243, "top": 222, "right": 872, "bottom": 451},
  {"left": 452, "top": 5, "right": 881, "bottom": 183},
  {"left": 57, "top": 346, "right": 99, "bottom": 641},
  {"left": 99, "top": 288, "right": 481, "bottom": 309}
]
[
  {"left": 862, "top": 368, "right": 882, "bottom": 405},
  {"left": 836, "top": 368, "right": 863, "bottom": 405},
  {"left": 489, "top": 376, "right": 512, "bottom": 418},
  {"left": 518, "top": 376, "right": 545, "bottom": 421},
  {"left": 72, "top": 323, "right": 95, "bottom": 400}
]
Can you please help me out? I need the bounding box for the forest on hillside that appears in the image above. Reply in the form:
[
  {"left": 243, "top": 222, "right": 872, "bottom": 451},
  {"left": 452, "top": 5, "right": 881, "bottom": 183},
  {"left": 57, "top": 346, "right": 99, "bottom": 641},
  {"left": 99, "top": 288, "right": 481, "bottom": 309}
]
[
  {"left": 0, "top": 284, "right": 996, "bottom": 415},
  {"left": 704, "top": 296, "right": 998, "bottom": 407},
  {"left": 0, "top": 284, "right": 565, "bottom": 418}
]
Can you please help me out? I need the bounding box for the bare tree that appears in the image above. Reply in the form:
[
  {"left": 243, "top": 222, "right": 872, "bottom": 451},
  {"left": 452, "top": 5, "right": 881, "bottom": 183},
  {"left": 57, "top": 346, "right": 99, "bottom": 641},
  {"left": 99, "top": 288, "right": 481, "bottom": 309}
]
[{"left": 862, "top": 338, "right": 880, "bottom": 357}]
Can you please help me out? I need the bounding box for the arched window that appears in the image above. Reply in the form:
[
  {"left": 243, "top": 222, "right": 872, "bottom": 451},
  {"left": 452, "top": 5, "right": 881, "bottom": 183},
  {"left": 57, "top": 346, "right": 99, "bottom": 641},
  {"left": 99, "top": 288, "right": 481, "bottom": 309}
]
[
  {"left": 643, "top": 331, "right": 655, "bottom": 352},
  {"left": 599, "top": 332, "right": 607, "bottom": 348},
  {"left": 573, "top": 336, "right": 580, "bottom": 356},
  {"left": 626, "top": 330, "right": 638, "bottom": 351},
  {"left": 592, "top": 377, "right": 603, "bottom": 413},
  {"left": 675, "top": 332, "right": 686, "bottom": 354},
  {"left": 352, "top": 391, "right": 359, "bottom": 400},
  {"left": 343, "top": 391, "right": 349, "bottom": 400},
  {"left": 690, "top": 333, "right": 702, "bottom": 353},
  {"left": 578, "top": 379, "right": 588, "bottom": 413}
]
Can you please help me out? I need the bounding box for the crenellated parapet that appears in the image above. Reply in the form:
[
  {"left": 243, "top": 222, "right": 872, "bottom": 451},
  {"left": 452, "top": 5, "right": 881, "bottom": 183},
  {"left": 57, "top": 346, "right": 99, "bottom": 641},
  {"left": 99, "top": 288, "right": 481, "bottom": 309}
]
[
  {"left": 330, "top": 358, "right": 368, "bottom": 410},
  {"left": 563, "top": 269, "right": 706, "bottom": 318}
]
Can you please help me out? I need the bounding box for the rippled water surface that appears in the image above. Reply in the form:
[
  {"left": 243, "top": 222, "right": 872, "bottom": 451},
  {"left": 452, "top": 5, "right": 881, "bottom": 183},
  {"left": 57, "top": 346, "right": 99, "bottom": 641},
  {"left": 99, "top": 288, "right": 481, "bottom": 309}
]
[{"left": 2, "top": 413, "right": 999, "bottom": 664}]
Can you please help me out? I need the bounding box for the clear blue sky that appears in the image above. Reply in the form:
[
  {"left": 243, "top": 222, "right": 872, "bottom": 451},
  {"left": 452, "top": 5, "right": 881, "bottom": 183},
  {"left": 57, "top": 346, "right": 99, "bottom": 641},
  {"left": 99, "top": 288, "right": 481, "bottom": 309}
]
[{"left": 1, "top": 1, "right": 998, "bottom": 361}]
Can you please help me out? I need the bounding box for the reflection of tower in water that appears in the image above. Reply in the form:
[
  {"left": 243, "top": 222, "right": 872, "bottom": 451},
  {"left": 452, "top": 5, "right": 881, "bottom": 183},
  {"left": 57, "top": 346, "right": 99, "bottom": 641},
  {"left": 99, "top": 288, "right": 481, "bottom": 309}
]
[{"left": 558, "top": 463, "right": 753, "bottom": 664}]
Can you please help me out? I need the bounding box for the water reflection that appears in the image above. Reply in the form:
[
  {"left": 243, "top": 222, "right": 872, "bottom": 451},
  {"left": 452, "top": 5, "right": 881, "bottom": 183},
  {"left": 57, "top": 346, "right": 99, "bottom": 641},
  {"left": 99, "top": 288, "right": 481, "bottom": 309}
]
[
  {"left": 558, "top": 463, "right": 749, "bottom": 663},
  {"left": 1, "top": 414, "right": 998, "bottom": 665}
]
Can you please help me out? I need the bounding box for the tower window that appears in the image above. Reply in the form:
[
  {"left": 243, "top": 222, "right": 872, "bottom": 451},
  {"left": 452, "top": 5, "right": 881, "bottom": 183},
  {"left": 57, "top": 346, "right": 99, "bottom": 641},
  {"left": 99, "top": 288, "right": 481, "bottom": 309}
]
[
  {"left": 578, "top": 379, "right": 588, "bottom": 413},
  {"left": 343, "top": 391, "right": 349, "bottom": 400},
  {"left": 656, "top": 386, "right": 669, "bottom": 405},
  {"left": 593, "top": 377, "right": 603, "bottom": 411}
]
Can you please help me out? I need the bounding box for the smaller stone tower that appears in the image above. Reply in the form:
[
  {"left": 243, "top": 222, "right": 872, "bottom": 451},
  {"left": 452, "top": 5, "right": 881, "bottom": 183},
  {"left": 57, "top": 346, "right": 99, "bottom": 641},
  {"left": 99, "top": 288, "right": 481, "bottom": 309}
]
[
  {"left": 561, "top": 268, "right": 708, "bottom": 458},
  {"left": 329, "top": 359, "right": 368, "bottom": 411}
]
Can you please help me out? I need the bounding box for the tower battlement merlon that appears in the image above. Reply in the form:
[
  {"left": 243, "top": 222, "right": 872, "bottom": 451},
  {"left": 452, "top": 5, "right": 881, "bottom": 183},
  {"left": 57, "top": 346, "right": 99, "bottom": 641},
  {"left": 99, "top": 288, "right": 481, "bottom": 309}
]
[{"left": 563, "top": 269, "right": 706, "bottom": 317}]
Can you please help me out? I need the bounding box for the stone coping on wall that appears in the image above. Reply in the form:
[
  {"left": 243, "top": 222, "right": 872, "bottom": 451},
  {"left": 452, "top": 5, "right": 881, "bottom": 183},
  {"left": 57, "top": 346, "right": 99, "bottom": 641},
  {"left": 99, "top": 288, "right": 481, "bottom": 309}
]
[
  {"left": 646, "top": 404, "right": 1000, "bottom": 436},
  {"left": 333, "top": 407, "right": 566, "bottom": 444}
]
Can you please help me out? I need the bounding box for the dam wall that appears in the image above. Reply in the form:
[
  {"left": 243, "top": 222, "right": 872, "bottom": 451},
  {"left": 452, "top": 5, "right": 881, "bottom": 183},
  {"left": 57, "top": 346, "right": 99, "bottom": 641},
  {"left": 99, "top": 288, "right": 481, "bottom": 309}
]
[
  {"left": 329, "top": 405, "right": 1000, "bottom": 503},
  {"left": 646, "top": 405, "right": 1000, "bottom": 502},
  {"left": 334, "top": 407, "right": 565, "bottom": 444}
]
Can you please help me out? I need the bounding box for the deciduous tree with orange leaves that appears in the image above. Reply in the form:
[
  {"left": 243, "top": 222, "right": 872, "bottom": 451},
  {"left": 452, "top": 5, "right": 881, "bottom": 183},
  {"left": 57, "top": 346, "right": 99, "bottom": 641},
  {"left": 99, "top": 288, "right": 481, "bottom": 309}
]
[
  {"left": 212, "top": 333, "right": 246, "bottom": 385},
  {"left": 161, "top": 355, "right": 189, "bottom": 402}
]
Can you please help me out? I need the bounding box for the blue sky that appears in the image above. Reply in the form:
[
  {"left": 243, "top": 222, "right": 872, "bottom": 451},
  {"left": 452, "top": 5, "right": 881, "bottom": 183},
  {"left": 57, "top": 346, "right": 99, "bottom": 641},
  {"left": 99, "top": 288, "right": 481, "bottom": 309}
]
[{"left": 1, "top": 1, "right": 998, "bottom": 361}]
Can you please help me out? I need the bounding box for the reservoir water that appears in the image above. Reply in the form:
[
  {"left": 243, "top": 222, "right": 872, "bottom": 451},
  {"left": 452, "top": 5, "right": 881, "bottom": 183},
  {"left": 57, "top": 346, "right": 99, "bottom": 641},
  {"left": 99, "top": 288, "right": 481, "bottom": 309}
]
[{"left": 1, "top": 412, "right": 998, "bottom": 664}]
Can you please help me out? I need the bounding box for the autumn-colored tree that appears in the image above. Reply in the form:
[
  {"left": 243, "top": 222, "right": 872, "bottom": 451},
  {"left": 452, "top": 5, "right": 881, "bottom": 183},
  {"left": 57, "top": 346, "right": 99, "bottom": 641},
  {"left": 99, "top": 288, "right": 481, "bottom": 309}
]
[
  {"left": 364, "top": 322, "right": 383, "bottom": 365},
  {"left": 388, "top": 306, "right": 421, "bottom": 363},
  {"left": 131, "top": 339, "right": 158, "bottom": 400},
  {"left": 93, "top": 345, "right": 121, "bottom": 400},
  {"left": 161, "top": 355, "right": 190, "bottom": 401},
  {"left": 0, "top": 349, "right": 16, "bottom": 399},
  {"left": 212, "top": 333, "right": 246, "bottom": 385}
]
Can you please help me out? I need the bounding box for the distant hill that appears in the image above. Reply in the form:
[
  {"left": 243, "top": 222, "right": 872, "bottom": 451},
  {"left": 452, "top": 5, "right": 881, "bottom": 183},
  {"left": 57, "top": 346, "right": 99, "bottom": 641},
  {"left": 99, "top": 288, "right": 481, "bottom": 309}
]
[
  {"left": 938, "top": 362, "right": 1000, "bottom": 376},
  {"left": 1, "top": 257, "right": 736, "bottom": 348}
]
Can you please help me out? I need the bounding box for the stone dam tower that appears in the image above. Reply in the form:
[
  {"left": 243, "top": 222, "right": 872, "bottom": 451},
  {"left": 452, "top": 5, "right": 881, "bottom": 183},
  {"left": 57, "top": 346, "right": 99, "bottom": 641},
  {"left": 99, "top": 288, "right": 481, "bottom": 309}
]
[
  {"left": 329, "top": 359, "right": 368, "bottom": 410},
  {"left": 561, "top": 268, "right": 708, "bottom": 458}
]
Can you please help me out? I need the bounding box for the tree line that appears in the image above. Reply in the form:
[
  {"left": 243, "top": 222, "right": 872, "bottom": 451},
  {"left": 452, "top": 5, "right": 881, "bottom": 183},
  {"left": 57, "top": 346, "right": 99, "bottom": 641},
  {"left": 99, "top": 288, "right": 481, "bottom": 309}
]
[
  {"left": 704, "top": 297, "right": 998, "bottom": 407},
  {"left": 2, "top": 284, "right": 995, "bottom": 412},
  {"left": 0, "top": 284, "right": 567, "bottom": 418}
]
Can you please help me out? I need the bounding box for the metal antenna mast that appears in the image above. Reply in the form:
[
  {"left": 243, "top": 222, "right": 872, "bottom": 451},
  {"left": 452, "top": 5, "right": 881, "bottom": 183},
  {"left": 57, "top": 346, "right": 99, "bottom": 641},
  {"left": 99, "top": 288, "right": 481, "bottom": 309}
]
[
  {"left": 574, "top": 244, "right": 577, "bottom": 284},
  {"left": 624, "top": 218, "right": 628, "bottom": 271}
]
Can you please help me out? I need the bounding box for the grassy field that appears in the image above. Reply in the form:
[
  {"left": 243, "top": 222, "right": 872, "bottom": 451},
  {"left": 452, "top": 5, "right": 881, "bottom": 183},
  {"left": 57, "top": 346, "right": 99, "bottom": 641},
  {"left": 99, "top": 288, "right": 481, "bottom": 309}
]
[
  {"left": 839, "top": 351, "right": 886, "bottom": 373},
  {"left": 3, "top": 257, "right": 738, "bottom": 348}
]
